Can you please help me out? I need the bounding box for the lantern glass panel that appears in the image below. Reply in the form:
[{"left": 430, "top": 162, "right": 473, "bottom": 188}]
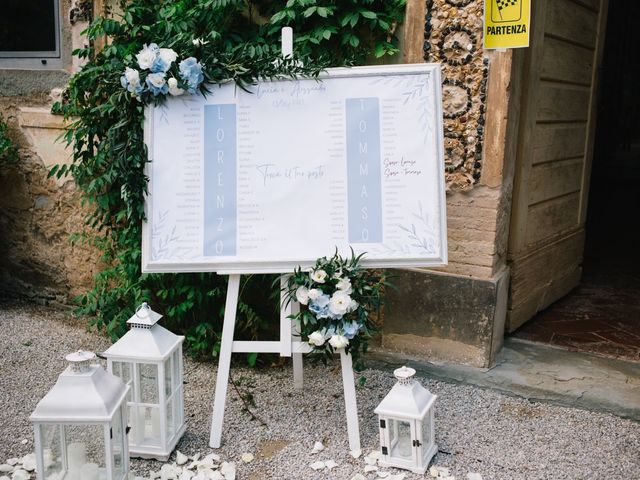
[
  {"left": 138, "top": 363, "right": 159, "bottom": 404},
  {"left": 112, "top": 362, "right": 134, "bottom": 399},
  {"left": 136, "top": 406, "right": 161, "bottom": 446},
  {"left": 388, "top": 419, "right": 413, "bottom": 460},
  {"left": 166, "top": 397, "right": 175, "bottom": 438},
  {"left": 112, "top": 408, "right": 125, "bottom": 479},
  {"left": 421, "top": 417, "right": 431, "bottom": 454},
  {"left": 172, "top": 350, "right": 180, "bottom": 389},
  {"left": 63, "top": 424, "right": 106, "bottom": 478},
  {"left": 40, "top": 424, "right": 63, "bottom": 479},
  {"left": 164, "top": 357, "right": 173, "bottom": 397}
]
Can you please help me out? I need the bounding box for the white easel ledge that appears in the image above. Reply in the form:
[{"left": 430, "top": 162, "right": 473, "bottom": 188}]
[{"left": 208, "top": 28, "right": 361, "bottom": 452}]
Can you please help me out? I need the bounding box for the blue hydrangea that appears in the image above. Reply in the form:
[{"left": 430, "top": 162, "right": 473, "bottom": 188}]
[
  {"left": 309, "top": 302, "right": 330, "bottom": 320},
  {"left": 342, "top": 321, "right": 360, "bottom": 339},
  {"left": 179, "top": 57, "right": 204, "bottom": 93}
]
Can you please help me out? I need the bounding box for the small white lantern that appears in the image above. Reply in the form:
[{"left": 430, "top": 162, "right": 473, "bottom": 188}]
[
  {"left": 103, "top": 303, "right": 185, "bottom": 460},
  {"left": 30, "top": 351, "right": 130, "bottom": 480},
  {"left": 374, "top": 366, "right": 437, "bottom": 474}
]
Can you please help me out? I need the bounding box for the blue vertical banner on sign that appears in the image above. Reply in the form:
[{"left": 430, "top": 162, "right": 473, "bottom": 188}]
[
  {"left": 204, "top": 104, "right": 237, "bottom": 256},
  {"left": 345, "top": 97, "right": 383, "bottom": 243}
]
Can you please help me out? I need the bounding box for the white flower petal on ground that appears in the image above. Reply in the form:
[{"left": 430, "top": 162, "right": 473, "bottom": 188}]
[
  {"left": 350, "top": 475, "right": 366, "bottom": 480},
  {"left": 311, "top": 441, "right": 324, "bottom": 453},
  {"left": 0, "top": 475, "right": 9, "bottom": 480},
  {"left": 220, "top": 462, "right": 236, "bottom": 480},
  {"left": 325, "top": 459, "right": 337, "bottom": 470},
  {"left": 364, "top": 455, "right": 377, "bottom": 465},
  {"left": 6, "top": 459, "right": 18, "bottom": 466},
  {"left": 0, "top": 466, "right": 10, "bottom": 473},
  {"left": 364, "top": 464, "right": 378, "bottom": 472},
  {"left": 204, "top": 453, "right": 221, "bottom": 463},
  {"left": 241, "top": 453, "right": 254, "bottom": 463},
  {"left": 388, "top": 474, "right": 407, "bottom": 480},
  {"left": 209, "top": 471, "right": 225, "bottom": 480},
  {"left": 20, "top": 454, "right": 35, "bottom": 472},
  {"left": 349, "top": 448, "right": 362, "bottom": 459},
  {"left": 192, "top": 453, "right": 201, "bottom": 462},
  {"left": 179, "top": 471, "right": 194, "bottom": 480},
  {"left": 376, "top": 472, "right": 390, "bottom": 478},
  {"left": 436, "top": 467, "right": 451, "bottom": 476},
  {"left": 176, "top": 451, "right": 189, "bottom": 465},
  {"left": 429, "top": 466, "right": 439, "bottom": 477},
  {"left": 309, "top": 461, "right": 325, "bottom": 471},
  {"left": 10, "top": 470, "right": 29, "bottom": 480},
  {"left": 368, "top": 450, "right": 382, "bottom": 460},
  {"left": 466, "top": 474, "right": 482, "bottom": 480}
]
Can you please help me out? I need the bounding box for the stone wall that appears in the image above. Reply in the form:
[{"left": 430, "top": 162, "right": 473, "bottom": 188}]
[
  {"left": 0, "top": 95, "right": 102, "bottom": 304},
  {"left": 384, "top": 0, "right": 518, "bottom": 367},
  {"left": 0, "top": 0, "right": 98, "bottom": 304}
]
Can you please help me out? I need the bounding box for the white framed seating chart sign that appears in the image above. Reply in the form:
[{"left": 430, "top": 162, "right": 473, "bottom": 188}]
[{"left": 142, "top": 63, "right": 447, "bottom": 273}]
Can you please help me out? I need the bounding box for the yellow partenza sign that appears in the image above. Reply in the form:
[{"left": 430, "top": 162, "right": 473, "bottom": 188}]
[{"left": 484, "top": 0, "right": 531, "bottom": 49}]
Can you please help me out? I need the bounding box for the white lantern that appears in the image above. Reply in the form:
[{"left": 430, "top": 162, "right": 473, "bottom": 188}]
[
  {"left": 103, "top": 303, "right": 185, "bottom": 460},
  {"left": 374, "top": 366, "right": 437, "bottom": 474},
  {"left": 30, "top": 351, "right": 130, "bottom": 480}
]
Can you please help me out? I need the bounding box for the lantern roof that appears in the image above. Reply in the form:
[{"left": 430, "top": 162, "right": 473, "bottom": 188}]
[
  {"left": 127, "top": 302, "right": 163, "bottom": 328},
  {"left": 30, "top": 351, "right": 129, "bottom": 423},
  {"left": 103, "top": 323, "right": 184, "bottom": 361},
  {"left": 374, "top": 366, "right": 436, "bottom": 419}
]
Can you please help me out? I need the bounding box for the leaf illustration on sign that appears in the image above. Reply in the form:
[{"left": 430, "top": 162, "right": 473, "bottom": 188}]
[{"left": 398, "top": 202, "right": 438, "bottom": 254}]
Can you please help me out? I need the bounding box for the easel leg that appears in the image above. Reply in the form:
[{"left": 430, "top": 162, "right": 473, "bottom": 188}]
[
  {"left": 340, "top": 349, "right": 361, "bottom": 452},
  {"left": 291, "top": 302, "right": 304, "bottom": 389},
  {"left": 209, "top": 274, "right": 241, "bottom": 448}
]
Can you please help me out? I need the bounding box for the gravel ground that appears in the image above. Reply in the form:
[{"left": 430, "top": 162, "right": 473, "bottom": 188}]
[{"left": 1, "top": 300, "right": 639, "bottom": 480}]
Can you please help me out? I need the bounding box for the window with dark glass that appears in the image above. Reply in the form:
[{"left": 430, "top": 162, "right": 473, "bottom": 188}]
[{"left": 0, "top": 0, "right": 60, "bottom": 57}]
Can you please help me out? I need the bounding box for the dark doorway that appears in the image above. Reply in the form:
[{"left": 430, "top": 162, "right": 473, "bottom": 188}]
[{"left": 511, "top": 0, "right": 640, "bottom": 362}]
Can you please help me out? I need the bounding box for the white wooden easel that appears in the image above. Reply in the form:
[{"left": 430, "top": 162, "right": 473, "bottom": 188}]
[
  {"left": 208, "top": 274, "right": 361, "bottom": 451},
  {"left": 208, "top": 29, "right": 360, "bottom": 451}
]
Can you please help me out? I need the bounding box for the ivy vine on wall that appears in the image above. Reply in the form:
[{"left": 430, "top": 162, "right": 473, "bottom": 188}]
[{"left": 53, "top": 0, "right": 406, "bottom": 360}]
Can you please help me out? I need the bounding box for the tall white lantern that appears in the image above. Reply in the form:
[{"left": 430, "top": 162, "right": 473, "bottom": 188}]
[
  {"left": 374, "top": 366, "right": 437, "bottom": 474},
  {"left": 30, "top": 351, "right": 130, "bottom": 480},
  {"left": 103, "top": 303, "right": 185, "bottom": 461}
]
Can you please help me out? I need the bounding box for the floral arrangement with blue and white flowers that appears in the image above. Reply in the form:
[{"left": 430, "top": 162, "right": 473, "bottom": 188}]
[
  {"left": 285, "top": 251, "right": 388, "bottom": 365},
  {"left": 120, "top": 43, "right": 204, "bottom": 100}
]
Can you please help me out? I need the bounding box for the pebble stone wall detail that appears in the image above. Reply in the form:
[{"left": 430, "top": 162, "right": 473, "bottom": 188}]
[{"left": 424, "top": 0, "right": 489, "bottom": 191}]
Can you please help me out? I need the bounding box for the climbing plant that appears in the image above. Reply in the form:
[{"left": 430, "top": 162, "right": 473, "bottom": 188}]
[{"left": 53, "top": 0, "right": 406, "bottom": 359}]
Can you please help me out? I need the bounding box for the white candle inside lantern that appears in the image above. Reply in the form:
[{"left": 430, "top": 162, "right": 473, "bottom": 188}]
[
  {"left": 67, "top": 442, "right": 86, "bottom": 471},
  {"left": 80, "top": 462, "right": 100, "bottom": 480}
]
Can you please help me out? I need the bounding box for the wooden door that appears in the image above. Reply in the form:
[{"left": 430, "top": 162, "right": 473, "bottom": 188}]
[{"left": 507, "top": 0, "right": 609, "bottom": 331}]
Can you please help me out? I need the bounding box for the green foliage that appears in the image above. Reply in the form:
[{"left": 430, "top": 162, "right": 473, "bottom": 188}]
[
  {"left": 55, "top": 0, "right": 405, "bottom": 360},
  {"left": 0, "top": 115, "right": 18, "bottom": 164}
]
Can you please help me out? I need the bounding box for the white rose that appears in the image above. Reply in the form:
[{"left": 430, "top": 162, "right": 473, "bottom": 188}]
[
  {"left": 328, "top": 334, "right": 349, "bottom": 349},
  {"left": 167, "top": 77, "right": 184, "bottom": 96},
  {"left": 124, "top": 67, "right": 140, "bottom": 87},
  {"left": 335, "top": 277, "right": 352, "bottom": 294},
  {"left": 147, "top": 72, "right": 166, "bottom": 88},
  {"left": 307, "top": 288, "right": 322, "bottom": 301},
  {"left": 159, "top": 48, "right": 178, "bottom": 65},
  {"left": 329, "top": 291, "right": 351, "bottom": 316},
  {"left": 136, "top": 44, "right": 157, "bottom": 70},
  {"left": 308, "top": 331, "right": 325, "bottom": 347},
  {"left": 310, "top": 269, "right": 328, "bottom": 283},
  {"left": 295, "top": 286, "right": 309, "bottom": 305},
  {"left": 347, "top": 299, "right": 359, "bottom": 313}
]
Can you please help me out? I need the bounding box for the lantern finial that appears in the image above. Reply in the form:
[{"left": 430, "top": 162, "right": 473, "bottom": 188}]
[
  {"left": 127, "top": 302, "right": 163, "bottom": 329},
  {"left": 65, "top": 350, "right": 96, "bottom": 373},
  {"left": 393, "top": 366, "right": 416, "bottom": 385}
]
